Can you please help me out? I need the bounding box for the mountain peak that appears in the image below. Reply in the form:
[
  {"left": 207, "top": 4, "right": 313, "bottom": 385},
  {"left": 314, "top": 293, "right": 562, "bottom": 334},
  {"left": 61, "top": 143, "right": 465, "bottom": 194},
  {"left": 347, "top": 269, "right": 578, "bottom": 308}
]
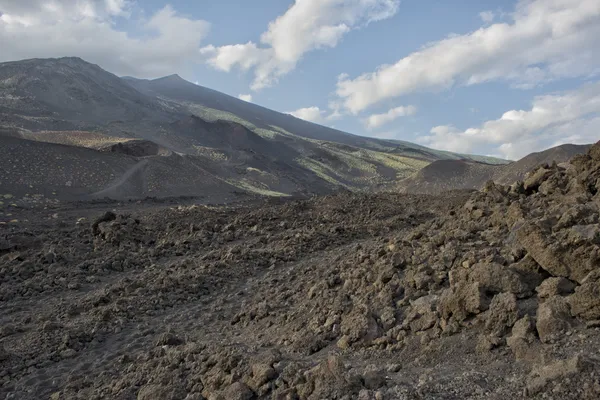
[
  {"left": 154, "top": 74, "right": 187, "bottom": 83},
  {"left": 56, "top": 56, "right": 87, "bottom": 63}
]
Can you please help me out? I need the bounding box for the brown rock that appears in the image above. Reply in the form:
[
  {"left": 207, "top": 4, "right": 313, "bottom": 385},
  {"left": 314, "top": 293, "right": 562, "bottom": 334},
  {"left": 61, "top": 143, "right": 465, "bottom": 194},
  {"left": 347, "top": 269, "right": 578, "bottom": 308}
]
[
  {"left": 476, "top": 334, "right": 504, "bottom": 354},
  {"left": 137, "top": 384, "right": 185, "bottom": 400},
  {"left": 450, "top": 262, "right": 532, "bottom": 297},
  {"left": 505, "top": 202, "right": 525, "bottom": 228},
  {"left": 391, "top": 253, "right": 406, "bottom": 268},
  {"left": 340, "top": 308, "right": 382, "bottom": 345},
  {"left": 569, "top": 273, "right": 600, "bottom": 320},
  {"left": 526, "top": 355, "right": 589, "bottom": 396},
  {"left": 507, "top": 315, "right": 540, "bottom": 361},
  {"left": 252, "top": 363, "right": 277, "bottom": 386},
  {"left": 300, "top": 355, "right": 361, "bottom": 399},
  {"left": 517, "top": 225, "right": 572, "bottom": 280},
  {"left": 536, "top": 295, "right": 573, "bottom": 343},
  {"left": 509, "top": 255, "right": 546, "bottom": 289},
  {"left": 337, "top": 335, "right": 351, "bottom": 350},
  {"left": 155, "top": 332, "right": 185, "bottom": 347},
  {"left": 362, "top": 369, "right": 386, "bottom": 390},
  {"left": 589, "top": 142, "right": 600, "bottom": 161},
  {"left": 523, "top": 167, "right": 552, "bottom": 192},
  {"left": 536, "top": 277, "right": 576, "bottom": 299},
  {"left": 222, "top": 382, "right": 254, "bottom": 400},
  {"left": 439, "top": 281, "right": 490, "bottom": 323},
  {"left": 485, "top": 293, "right": 519, "bottom": 336},
  {"left": 405, "top": 295, "right": 439, "bottom": 332}
]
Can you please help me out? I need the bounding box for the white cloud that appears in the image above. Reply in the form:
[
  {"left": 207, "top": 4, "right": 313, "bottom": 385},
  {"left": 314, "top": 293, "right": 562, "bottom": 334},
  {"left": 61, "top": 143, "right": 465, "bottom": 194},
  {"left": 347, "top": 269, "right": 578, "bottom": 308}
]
[
  {"left": 200, "top": 43, "right": 271, "bottom": 73},
  {"left": 287, "top": 106, "right": 327, "bottom": 123},
  {"left": 479, "top": 11, "right": 495, "bottom": 23},
  {"left": 287, "top": 103, "right": 346, "bottom": 123},
  {"left": 238, "top": 94, "right": 253, "bottom": 102},
  {"left": 0, "top": 1, "right": 210, "bottom": 78},
  {"left": 0, "top": 0, "right": 130, "bottom": 23},
  {"left": 364, "top": 105, "right": 416, "bottom": 129},
  {"left": 326, "top": 100, "right": 345, "bottom": 121},
  {"left": 337, "top": 0, "right": 600, "bottom": 113},
  {"left": 419, "top": 81, "right": 600, "bottom": 159},
  {"left": 202, "top": 0, "right": 400, "bottom": 90}
]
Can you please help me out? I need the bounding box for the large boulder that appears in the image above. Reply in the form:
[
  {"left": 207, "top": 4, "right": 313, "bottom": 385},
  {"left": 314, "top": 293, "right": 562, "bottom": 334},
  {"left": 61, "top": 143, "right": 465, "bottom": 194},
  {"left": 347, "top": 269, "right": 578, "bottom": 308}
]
[
  {"left": 517, "top": 225, "right": 570, "bottom": 279},
  {"left": 568, "top": 272, "right": 600, "bottom": 320},
  {"left": 485, "top": 292, "right": 519, "bottom": 336},
  {"left": 221, "top": 382, "right": 254, "bottom": 400},
  {"left": 340, "top": 307, "right": 382, "bottom": 346},
  {"left": 517, "top": 224, "right": 597, "bottom": 284},
  {"left": 507, "top": 315, "right": 539, "bottom": 361},
  {"left": 450, "top": 262, "right": 533, "bottom": 297},
  {"left": 524, "top": 167, "right": 552, "bottom": 193},
  {"left": 536, "top": 296, "right": 573, "bottom": 343},
  {"left": 589, "top": 141, "right": 600, "bottom": 162},
  {"left": 536, "top": 277, "right": 576, "bottom": 299},
  {"left": 439, "top": 281, "right": 490, "bottom": 323},
  {"left": 404, "top": 295, "right": 439, "bottom": 332}
]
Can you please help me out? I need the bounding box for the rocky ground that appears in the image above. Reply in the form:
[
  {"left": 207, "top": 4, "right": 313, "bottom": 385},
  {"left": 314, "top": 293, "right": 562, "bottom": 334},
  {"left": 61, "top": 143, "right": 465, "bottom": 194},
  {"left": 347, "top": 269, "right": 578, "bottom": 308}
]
[{"left": 1, "top": 143, "right": 600, "bottom": 399}]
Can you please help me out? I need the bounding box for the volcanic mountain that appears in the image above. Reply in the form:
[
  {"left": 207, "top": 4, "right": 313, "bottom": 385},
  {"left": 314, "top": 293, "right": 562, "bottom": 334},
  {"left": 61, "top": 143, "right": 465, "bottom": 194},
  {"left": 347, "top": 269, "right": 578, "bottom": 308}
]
[{"left": 0, "top": 56, "right": 583, "bottom": 203}]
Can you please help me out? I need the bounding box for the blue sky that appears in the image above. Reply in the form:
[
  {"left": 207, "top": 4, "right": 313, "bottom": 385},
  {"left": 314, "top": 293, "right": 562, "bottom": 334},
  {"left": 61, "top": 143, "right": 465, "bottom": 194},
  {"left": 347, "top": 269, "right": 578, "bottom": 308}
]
[{"left": 1, "top": 0, "right": 599, "bottom": 159}]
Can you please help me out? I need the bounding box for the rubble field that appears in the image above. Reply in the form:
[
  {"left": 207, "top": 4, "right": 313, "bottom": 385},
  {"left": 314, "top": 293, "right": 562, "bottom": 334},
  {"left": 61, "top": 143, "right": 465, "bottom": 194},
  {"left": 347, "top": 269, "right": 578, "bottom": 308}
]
[{"left": 1, "top": 143, "right": 600, "bottom": 399}]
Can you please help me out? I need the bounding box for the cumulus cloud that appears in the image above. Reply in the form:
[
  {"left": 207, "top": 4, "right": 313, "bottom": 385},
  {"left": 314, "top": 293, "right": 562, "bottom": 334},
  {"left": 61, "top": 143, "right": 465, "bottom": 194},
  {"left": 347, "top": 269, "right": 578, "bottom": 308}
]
[
  {"left": 337, "top": 0, "right": 600, "bottom": 113},
  {"left": 287, "top": 103, "right": 346, "bottom": 123},
  {"left": 419, "top": 81, "right": 600, "bottom": 159},
  {"left": 0, "top": 0, "right": 130, "bottom": 23},
  {"left": 238, "top": 94, "right": 253, "bottom": 102},
  {"left": 479, "top": 11, "right": 495, "bottom": 23},
  {"left": 287, "top": 106, "right": 327, "bottom": 123},
  {"left": 364, "top": 105, "right": 416, "bottom": 129},
  {"left": 0, "top": 1, "right": 210, "bottom": 78},
  {"left": 202, "top": 0, "right": 400, "bottom": 90}
]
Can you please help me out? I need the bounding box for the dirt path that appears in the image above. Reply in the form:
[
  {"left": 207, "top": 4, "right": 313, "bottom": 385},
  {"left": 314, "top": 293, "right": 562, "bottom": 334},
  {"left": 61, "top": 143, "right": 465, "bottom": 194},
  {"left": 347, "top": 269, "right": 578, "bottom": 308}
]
[{"left": 89, "top": 159, "right": 149, "bottom": 199}]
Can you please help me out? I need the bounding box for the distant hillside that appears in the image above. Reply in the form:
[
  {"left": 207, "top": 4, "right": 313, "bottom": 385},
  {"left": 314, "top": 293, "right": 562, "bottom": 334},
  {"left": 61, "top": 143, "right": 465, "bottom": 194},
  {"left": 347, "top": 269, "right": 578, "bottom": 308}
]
[
  {"left": 397, "top": 160, "right": 497, "bottom": 194},
  {"left": 123, "top": 74, "right": 505, "bottom": 164},
  {"left": 493, "top": 143, "right": 591, "bottom": 185},
  {"left": 398, "top": 143, "right": 592, "bottom": 194}
]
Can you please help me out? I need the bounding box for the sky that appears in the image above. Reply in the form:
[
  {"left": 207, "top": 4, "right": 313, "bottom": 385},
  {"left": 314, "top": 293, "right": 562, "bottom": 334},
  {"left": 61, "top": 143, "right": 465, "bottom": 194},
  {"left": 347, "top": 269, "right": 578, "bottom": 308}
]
[{"left": 0, "top": 0, "right": 599, "bottom": 159}]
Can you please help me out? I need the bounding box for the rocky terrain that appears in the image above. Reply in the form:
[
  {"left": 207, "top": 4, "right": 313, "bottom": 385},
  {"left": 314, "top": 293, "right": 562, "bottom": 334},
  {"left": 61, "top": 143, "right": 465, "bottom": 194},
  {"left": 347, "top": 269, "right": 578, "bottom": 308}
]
[{"left": 1, "top": 141, "right": 599, "bottom": 399}]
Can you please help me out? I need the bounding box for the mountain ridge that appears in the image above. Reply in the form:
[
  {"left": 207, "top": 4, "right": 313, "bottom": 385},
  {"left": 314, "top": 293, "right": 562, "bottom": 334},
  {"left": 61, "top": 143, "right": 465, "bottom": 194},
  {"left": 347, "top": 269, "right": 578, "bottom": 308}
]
[
  {"left": 398, "top": 143, "right": 592, "bottom": 194},
  {"left": 1, "top": 57, "right": 588, "bottom": 202}
]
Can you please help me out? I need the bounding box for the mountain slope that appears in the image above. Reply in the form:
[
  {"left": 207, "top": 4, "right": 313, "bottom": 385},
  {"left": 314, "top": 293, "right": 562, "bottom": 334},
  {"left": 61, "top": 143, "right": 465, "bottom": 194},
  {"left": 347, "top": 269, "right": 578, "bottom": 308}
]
[
  {"left": 0, "top": 58, "right": 177, "bottom": 132},
  {"left": 398, "top": 143, "right": 592, "bottom": 194},
  {"left": 123, "top": 74, "right": 507, "bottom": 164},
  {"left": 124, "top": 74, "right": 373, "bottom": 148},
  {"left": 1, "top": 57, "right": 510, "bottom": 201}
]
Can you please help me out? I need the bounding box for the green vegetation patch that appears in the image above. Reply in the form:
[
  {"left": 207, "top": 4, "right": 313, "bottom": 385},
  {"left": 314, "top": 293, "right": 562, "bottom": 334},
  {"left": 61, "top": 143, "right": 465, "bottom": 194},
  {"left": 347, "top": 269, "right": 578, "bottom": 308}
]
[
  {"left": 296, "top": 157, "right": 353, "bottom": 189},
  {"left": 226, "top": 178, "right": 290, "bottom": 197},
  {"left": 193, "top": 146, "right": 228, "bottom": 161}
]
